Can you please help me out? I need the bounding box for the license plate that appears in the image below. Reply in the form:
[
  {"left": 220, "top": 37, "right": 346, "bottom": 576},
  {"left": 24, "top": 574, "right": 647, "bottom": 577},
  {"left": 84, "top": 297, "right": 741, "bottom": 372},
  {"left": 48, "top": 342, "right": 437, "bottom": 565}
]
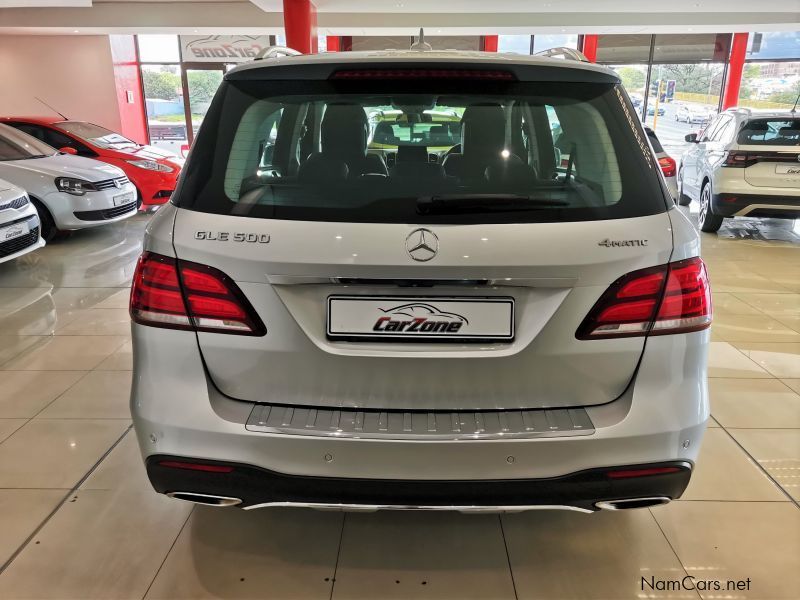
[
  {"left": 327, "top": 296, "right": 515, "bottom": 341},
  {"left": 0, "top": 222, "right": 28, "bottom": 242},
  {"left": 775, "top": 164, "right": 800, "bottom": 175},
  {"left": 113, "top": 192, "right": 134, "bottom": 207}
]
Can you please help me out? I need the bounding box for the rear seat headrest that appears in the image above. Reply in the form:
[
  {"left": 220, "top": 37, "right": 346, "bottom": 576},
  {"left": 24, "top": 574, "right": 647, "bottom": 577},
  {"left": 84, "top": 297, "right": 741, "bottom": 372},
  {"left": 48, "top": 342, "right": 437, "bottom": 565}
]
[
  {"left": 321, "top": 103, "right": 369, "bottom": 159},
  {"left": 461, "top": 104, "right": 506, "bottom": 157},
  {"left": 298, "top": 153, "right": 349, "bottom": 182}
]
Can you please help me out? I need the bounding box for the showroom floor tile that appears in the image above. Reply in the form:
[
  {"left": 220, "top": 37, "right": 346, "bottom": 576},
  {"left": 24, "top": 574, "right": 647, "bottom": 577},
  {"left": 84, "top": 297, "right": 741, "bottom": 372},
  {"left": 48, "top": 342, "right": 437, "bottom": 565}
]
[
  {"left": 0, "top": 213, "right": 797, "bottom": 599},
  {"left": 503, "top": 509, "right": 698, "bottom": 600},
  {"left": 709, "top": 378, "right": 800, "bottom": 428}
]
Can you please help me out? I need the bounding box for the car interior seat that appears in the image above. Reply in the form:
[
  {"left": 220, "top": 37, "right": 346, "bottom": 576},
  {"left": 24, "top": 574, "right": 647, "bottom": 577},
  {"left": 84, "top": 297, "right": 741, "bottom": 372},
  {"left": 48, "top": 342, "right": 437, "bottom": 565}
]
[{"left": 308, "top": 103, "right": 388, "bottom": 178}]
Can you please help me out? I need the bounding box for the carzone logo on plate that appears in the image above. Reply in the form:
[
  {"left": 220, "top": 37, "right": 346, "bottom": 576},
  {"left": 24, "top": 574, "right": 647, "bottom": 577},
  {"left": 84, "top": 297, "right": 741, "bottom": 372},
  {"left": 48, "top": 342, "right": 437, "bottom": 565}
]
[{"left": 373, "top": 303, "right": 469, "bottom": 334}]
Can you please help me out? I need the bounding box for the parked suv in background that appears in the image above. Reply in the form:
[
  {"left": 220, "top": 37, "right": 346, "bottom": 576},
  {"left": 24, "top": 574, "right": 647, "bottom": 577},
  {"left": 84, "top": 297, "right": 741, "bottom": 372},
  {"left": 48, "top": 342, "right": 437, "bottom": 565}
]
[
  {"left": 130, "top": 50, "right": 711, "bottom": 513},
  {"left": 679, "top": 108, "right": 800, "bottom": 232},
  {"left": 0, "top": 124, "right": 138, "bottom": 240},
  {"left": 0, "top": 117, "right": 182, "bottom": 210},
  {"left": 0, "top": 178, "right": 44, "bottom": 264}
]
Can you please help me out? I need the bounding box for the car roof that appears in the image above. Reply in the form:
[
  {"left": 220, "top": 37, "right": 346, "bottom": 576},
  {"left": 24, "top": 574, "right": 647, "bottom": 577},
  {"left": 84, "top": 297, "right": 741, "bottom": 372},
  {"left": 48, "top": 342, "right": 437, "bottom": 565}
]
[
  {"left": 226, "top": 50, "right": 619, "bottom": 83},
  {"left": 728, "top": 108, "right": 800, "bottom": 119}
]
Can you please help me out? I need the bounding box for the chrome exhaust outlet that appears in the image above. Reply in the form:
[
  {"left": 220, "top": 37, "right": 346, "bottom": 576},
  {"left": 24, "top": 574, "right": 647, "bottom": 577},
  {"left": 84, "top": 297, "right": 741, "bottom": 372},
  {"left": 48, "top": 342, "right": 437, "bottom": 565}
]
[
  {"left": 166, "top": 492, "right": 242, "bottom": 507},
  {"left": 595, "top": 497, "right": 671, "bottom": 510}
]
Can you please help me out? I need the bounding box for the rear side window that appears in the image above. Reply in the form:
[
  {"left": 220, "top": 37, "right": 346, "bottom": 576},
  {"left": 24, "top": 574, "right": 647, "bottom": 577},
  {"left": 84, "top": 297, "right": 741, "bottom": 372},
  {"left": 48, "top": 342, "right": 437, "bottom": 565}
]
[
  {"left": 738, "top": 118, "right": 800, "bottom": 146},
  {"left": 177, "top": 76, "right": 668, "bottom": 224},
  {"left": 645, "top": 128, "right": 664, "bottom": 153}
]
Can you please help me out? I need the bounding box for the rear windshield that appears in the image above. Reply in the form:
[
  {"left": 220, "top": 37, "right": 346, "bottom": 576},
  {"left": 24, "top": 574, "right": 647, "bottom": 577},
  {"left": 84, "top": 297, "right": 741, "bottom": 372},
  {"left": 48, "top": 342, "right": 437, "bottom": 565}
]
[
  {"left": 738, "top": 118, "right": 800, "bottom": 146},
  {"left": 176, "top": 77, "right": 668, "bottom": 224}
]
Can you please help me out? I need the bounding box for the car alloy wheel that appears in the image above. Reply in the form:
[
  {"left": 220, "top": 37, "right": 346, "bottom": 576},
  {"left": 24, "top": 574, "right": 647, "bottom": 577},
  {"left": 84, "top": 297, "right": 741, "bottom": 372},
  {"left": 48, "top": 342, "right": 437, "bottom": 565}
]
[{"left": 698, "top": 183, "right": 723, "bottom": 233}]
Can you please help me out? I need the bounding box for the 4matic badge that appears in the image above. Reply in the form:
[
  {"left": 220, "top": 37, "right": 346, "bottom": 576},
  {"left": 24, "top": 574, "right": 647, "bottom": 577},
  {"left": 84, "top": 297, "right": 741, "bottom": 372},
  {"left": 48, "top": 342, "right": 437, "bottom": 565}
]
[{"left": 598, "top": 238, "right": 648, "bottom": 247}]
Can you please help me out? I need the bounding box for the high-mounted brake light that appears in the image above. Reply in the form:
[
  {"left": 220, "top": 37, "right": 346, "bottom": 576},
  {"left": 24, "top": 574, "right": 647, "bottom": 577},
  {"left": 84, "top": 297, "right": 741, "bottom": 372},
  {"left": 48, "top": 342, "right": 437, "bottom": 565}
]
[
  {"left": 576, "top": 257, "right": 712, "bottom": 340},
  {"left": 130, "top": 252, "right": 266, "bottom": 336},
  {"left": 331, "top": 69, "right": 515, "bottom": 81},
  {"left": 657, "top": 156, "right": 676, "bottom": 178}
]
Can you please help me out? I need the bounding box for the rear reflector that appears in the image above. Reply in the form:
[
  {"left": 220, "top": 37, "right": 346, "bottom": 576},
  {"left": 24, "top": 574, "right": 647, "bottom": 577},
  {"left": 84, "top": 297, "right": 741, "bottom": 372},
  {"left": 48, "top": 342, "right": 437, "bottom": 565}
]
[
  {"left": 130, "top": 252, "right": 266, "bottom": 336},
  {"left": 606, "top": 466, "right": 682, "bottom": 479},
  {"left": 657, "top": 156, "right": 676, "bottom": 178},
  {"left": 331, "top": 69, "right": 515, "bottom": 81},
  {"left": 576, "top": 257, "right": 712, "bottom": 339},
  {"left": 158, "top": 461, "right": 234, "bottom": 473}
]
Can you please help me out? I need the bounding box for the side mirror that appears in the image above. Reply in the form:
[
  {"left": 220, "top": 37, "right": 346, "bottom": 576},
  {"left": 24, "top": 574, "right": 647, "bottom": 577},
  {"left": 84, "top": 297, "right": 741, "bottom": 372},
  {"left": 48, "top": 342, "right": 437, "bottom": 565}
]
[
  {"left": 59, "top": 146, "right": 78, "bottom": 155},
  {"left": 684, "top": 133, "right": 698, "bottom": 143}
]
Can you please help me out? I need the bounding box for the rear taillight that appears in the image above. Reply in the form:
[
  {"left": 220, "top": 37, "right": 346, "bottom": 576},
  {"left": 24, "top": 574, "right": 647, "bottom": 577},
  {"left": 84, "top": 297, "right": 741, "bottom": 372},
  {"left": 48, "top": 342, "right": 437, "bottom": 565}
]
[
  {"left": 657, "top": 156, "right": 676, "bottom": 178},
  {"left": 576, "top": 257, "right": 711, "bottom": 339},
  {"left": 722, "top": 151, "right": 751, "bottom": 168},
  {"left": 130, "top": 252, "right": 266, "bottom": 336}
]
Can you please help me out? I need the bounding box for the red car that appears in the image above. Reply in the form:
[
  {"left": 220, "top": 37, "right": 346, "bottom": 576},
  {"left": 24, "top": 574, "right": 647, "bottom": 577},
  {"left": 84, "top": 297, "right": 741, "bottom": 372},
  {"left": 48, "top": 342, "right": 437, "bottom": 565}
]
[{"left": 0, "top": 116, "right": 182, "bottom": 209}]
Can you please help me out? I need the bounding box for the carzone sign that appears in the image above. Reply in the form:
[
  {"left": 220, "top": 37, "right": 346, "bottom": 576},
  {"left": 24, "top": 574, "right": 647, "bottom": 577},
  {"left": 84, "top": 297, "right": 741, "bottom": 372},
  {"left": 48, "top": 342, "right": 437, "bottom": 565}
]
[{"left": 180, "top": 35, "right": 272, "bottom": 62}]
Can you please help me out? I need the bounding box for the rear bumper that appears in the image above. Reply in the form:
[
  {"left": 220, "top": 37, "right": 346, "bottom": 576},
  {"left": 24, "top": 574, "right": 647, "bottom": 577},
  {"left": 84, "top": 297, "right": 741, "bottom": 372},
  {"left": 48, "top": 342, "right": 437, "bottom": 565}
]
[
  {"left": 712, "top": 192, "right": 800, "bottom": 218},
  {"left": 131, "top": 325, "right": 709, "bottom": 499},
  {"left": 146, "top": 455, "right": 693, "bottom": 512}
]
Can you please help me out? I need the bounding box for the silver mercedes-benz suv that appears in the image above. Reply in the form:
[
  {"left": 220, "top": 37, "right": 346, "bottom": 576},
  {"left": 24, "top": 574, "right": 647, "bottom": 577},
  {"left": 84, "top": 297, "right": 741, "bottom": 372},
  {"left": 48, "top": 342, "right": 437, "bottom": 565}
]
[{"left": 130, "top": 50, "right": 711, "bottom": 513}]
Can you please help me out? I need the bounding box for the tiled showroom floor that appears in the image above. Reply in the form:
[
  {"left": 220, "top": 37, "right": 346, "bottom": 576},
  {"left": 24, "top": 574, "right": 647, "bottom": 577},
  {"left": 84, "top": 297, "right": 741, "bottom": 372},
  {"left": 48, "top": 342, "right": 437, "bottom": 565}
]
[{"left": 0, "top": 210, "right": 798, "bottom": 600}]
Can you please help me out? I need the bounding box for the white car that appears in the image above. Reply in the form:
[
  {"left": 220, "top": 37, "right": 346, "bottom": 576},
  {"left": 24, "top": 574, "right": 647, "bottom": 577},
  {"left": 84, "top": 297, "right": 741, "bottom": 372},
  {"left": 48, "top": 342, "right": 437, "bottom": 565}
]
[
  {"left": 0, "top": 178, "right": 44, "bottom": 264},
  {"left": 130, "top": 49, "right": 710, "bottom": 513},
  {"left": 676, "top": 104, "right": 711, "bottom": 125},
  {"left": 679, "top": 108, "right": 800, "bottom": 232},
  {"left": 0, "top": 124, "right": 138, "bottom": 240}
]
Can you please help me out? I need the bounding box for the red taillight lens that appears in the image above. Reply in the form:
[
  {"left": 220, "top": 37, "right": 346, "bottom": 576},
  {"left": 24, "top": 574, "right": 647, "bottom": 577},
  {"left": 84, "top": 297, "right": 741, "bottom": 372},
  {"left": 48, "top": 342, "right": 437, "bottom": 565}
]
[
  {"left": 158, "top": 460, "right": 234, "bottom": 473},
  {"left": 130, "top": 252, "right": 266, "bottom": 336},
  {"left": 576, "top": 257, "right": 712, "bottom": 339},
  {"left": 722, "top": 151, "right": 751, "bottom": 168},
  {"left": 606, "top": 466, "right": 682, "bottom": 479},
  {"left": 330, "top": 69, "right": 515, "bottom": 81},
  {"left": 657, "top": 156, "right": 676, "bottom": 178}
]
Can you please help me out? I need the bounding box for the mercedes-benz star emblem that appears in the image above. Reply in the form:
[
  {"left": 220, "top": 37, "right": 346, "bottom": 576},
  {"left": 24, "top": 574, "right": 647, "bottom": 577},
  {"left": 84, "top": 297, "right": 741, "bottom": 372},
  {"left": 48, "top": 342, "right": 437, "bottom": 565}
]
[{"left": 405, "top": 228, "right": 439, "bottom": 262}]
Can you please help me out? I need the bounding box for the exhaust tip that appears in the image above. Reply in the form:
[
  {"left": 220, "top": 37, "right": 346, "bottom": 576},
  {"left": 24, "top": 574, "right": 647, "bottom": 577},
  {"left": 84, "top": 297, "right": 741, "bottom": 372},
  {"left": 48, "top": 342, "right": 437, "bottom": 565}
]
[
  {"left": 167, "top": 492, "right": 242, "bottom": 507},
  {"left": 595, "top": 497, "right": 671, "bottom": 511}
]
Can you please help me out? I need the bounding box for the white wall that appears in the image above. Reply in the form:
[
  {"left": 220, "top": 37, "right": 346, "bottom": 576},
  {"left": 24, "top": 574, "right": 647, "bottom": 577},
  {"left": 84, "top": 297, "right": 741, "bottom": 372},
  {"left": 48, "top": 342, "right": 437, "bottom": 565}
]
[{"left": 0, "top": 35, "right": 122, "bottom": 131}]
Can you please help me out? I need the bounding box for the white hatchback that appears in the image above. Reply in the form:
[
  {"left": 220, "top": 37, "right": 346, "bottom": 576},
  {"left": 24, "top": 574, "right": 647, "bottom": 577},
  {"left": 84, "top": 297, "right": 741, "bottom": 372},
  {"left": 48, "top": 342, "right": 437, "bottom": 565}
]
[
  {"left": 0, "top": 124, "right": 137, "bottom": 240},
  {"left": 0, "top": 178, "right": 44, "bottom": 264}
]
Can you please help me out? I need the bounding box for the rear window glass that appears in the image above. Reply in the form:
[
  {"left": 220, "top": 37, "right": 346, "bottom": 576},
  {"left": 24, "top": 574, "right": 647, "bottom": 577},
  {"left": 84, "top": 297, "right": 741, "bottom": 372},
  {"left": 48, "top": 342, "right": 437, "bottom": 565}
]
[
  {"left": 644, "top": 128, "right": 664, "bottom": 153},
  {"left": 176, "top": 77, "right": 668, "bottom": 224},
  {"left": 738, "top": 118, "right": 800, "bottom": 146}
]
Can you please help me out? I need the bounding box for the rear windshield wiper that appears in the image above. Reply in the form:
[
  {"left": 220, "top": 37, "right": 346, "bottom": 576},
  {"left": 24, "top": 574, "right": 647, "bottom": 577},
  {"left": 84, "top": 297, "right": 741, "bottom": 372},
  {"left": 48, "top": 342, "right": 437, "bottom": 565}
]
[{"left": 417, "top": 194, "right": 569, "bottom": 214}]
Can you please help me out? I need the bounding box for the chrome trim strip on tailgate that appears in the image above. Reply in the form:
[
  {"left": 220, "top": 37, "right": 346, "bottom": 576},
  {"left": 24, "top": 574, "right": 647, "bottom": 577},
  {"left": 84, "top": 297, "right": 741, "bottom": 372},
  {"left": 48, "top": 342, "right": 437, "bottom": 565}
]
[
  {"left": 245, "top": 404, "right": 594, "bottom": 440},
  {"left": 242, "top": 501, "right": 593, "bottom": 513}
]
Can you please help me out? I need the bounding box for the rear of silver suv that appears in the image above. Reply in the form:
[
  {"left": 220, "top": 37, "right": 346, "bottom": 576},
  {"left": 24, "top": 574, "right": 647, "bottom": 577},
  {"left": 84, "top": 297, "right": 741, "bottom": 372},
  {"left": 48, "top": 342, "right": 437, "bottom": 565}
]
[{"left": 130, "top": 51, "right": 711, "bottom": 512}]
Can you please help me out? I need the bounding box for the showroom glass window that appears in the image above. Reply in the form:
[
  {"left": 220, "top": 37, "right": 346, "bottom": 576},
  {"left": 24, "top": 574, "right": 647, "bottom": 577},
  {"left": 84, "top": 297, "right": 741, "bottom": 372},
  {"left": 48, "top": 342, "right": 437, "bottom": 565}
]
[
  {"left": 740, "top": 32, "right": 800, "bottom": 111},
  {"left": 498, "top": 36, "right": 532, "bottom": 54},
  {"left": 137, "top": 35, "right": 188, "bottom": 153},
  {"left": 532, "top": 34, "right": 579, "bottom": 54},
  {"left": 645, "top": 34, "right": 730, "bottom": 153}
]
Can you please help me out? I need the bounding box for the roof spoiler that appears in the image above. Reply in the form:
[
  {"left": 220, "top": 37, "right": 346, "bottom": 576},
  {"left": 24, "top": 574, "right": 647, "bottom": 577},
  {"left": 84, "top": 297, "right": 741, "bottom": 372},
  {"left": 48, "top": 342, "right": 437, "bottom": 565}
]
[
  {"left": 254, "top": 46, "right": 302, "bottom": 61},
  {"left": 533, "top": 47, "right": 589, "bottom": 63}
]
